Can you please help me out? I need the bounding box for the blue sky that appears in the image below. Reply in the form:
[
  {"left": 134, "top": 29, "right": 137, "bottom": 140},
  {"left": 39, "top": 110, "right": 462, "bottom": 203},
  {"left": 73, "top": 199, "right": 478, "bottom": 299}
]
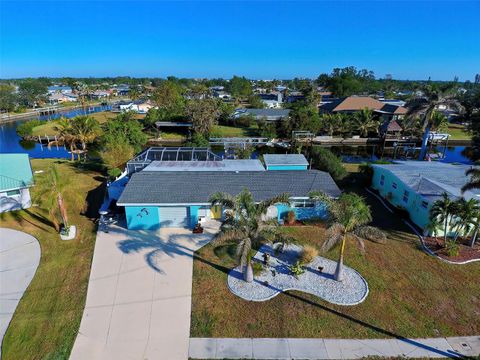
[{"left": 0, "top": 1, "right": 479, "bottom": 81}]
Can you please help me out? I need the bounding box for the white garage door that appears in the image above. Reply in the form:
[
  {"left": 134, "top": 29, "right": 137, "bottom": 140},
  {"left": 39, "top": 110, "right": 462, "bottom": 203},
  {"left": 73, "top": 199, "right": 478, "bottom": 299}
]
[{"left": 159, "top": 206, "right": 188, "bottom": 227}]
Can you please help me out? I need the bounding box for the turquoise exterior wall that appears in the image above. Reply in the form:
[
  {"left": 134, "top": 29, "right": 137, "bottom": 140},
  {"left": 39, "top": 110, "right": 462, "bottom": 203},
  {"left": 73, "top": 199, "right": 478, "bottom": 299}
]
[
  {"left": 125, "top": 206, "right": 160, "bottom": 230},
  {"left": 267, "top": 165, "right": 307, "bottom": 171},
  {"left": 371, "top": 166, "right": 432, "bottom": 234},
  {"left": 275, "top": 202, "right": 328, "bottom": 222}
]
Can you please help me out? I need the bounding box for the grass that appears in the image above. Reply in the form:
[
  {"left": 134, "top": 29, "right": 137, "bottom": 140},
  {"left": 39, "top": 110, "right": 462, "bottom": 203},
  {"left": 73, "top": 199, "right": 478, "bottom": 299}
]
[
  {"left": 190, "top": 167, "right": 480, "bottom": 339},
  {"left": 0, "top": 159, "right": 105, "bottom": 360},
  {"left": 30, "top": 111, "right": 145, "bottom": 137},
  {"left": 447, "top": 124, "right": 471, "bottom": 140},
  {"left": 211, "top": 124, "right": 259, "bottom": 138}
]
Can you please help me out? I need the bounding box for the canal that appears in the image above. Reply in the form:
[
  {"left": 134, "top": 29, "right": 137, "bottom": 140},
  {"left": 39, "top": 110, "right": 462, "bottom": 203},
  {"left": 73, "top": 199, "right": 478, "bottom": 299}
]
[{"left": 0, "top": 105, "right": 110, "bottom": 158}]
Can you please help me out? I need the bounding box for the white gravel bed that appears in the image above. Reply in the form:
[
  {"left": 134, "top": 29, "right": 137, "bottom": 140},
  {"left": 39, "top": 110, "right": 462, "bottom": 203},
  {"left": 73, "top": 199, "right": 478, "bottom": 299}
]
[{"left": 227, "top": 244, "right": 369, "bottom": 305}]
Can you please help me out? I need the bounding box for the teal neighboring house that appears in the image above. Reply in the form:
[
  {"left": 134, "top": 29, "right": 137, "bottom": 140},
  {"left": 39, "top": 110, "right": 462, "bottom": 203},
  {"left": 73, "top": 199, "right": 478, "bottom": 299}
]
[
  {"left": 0, "top": 154, "right": 34, "bottom": 213},
  {"left": 371, "top": 161, "right": 480, "bottom": 235}
]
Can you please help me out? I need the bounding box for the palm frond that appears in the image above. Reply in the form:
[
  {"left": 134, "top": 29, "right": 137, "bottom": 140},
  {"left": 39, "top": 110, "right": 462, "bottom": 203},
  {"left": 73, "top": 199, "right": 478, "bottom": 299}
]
[
  {"left": 209, "top": 192, "right": 235, "bottom": 209},
  {"left": 212, "top": 228, "right": 244, "bottom": 245},
  {"left": 354, "top": 226, "right": 387, "bottom": 244},
  {"left": 349, "top": 233, "right": 366, "bottom": 255}
]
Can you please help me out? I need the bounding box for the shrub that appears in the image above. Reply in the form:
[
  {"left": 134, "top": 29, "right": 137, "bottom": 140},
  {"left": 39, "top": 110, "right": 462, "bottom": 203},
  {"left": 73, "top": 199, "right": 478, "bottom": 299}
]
[
  {"left": 107, "top": 168, "right": 122, "bottom": 180},
  {"left": 445, "top": 240, "right": 460, "bottom": 257},
  {"left": 286, "top": 210, "right": 296, "bottom": 225},
  {"left": 310, "top": 147, "right": 347, "bottom": 181},
  {"left": 252, "top": 261, "right": 264, "bottom": 276},
  {"left": 354, "top": 226, "right": 387, "bottom": 244},
  {"left": 289, "top": 260, "right": 305, "bottom": 278},
  {"left": 300, "top": 245, "right": 319, "bottom": 264},
  {"left": 16, "top": 119, "right": 42, "bottom": 137},
  {"left": 235, "top": 115, "right": 252, "bottom": 127}
]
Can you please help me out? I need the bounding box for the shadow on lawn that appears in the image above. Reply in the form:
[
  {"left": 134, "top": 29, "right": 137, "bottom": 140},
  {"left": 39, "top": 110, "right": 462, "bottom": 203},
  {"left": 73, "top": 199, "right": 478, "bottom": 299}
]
[{"left": 284, "top": 291, "right": 469, "bottom": 359}]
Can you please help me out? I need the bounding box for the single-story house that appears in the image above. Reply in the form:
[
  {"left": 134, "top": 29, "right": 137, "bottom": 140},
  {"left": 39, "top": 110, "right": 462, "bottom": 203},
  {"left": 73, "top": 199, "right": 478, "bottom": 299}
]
[
  {"left": 320, "top": 96, "right": 407, "bottom": 122},
  {"left": 233, "top": 108, "right": 291, "bottom": 122},
  {"left": 263, "top": 154, "right": 309, "bottom": 170},
  {"left": 48, "top": 92, "right": 78, "bottom": 104},
  {"left": 0, "top": 154, "right": 34, "bottom": 213},
  {"left": 371, "top": 161, "right": 480, "bottom": 235},
  {"left": 117, "top": 169, "right": 341, "bottom": 230},
  {"left": 48, "top": 85, "right": 72, "bottom": 95}
]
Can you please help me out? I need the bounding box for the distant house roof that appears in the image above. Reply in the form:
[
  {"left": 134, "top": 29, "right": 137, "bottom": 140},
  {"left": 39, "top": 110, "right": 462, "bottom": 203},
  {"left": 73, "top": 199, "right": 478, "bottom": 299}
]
[
  {"left": 234, "top": 108, "right": 291, "bottom": 120},
  {"left": 372, "top": 161, "right": 480, "bottom": 202},
  {"left": 117, "top": 170, "right": 341, "bottom": 205},
  {"left": 380, "top": 119, "right": 403, "bottom": 133},
  {"left": 0, "top": 154, "right": 33, "bottom": 192},
  {"left": 320, "top": 96, "right": 407, "bottom": 115},
  {"left": 142, "top": 160, "right": 265, "bottom": 172},
  {"left": 263, "top": 154, "right": 309, "bottom": 167}
]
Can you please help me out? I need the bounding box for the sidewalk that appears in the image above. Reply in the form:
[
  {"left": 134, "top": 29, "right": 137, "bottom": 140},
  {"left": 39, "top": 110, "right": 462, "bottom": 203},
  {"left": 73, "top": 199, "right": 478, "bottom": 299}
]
[{"left": 189, "top": 336, "right": 480, "bottom": 359}]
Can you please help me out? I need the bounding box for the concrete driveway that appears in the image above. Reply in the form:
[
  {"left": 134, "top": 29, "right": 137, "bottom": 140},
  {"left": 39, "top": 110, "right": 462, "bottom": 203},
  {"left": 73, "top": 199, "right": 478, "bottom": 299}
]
[
  {"left": 0, "top": 228, "right": 40, "bottom": 357},
  {"left": 70, "top": 220, "right": 219, "bottom": 360}
]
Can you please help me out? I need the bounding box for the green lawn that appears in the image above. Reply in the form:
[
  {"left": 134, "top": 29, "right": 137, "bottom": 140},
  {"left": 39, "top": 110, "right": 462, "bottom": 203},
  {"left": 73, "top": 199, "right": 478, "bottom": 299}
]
[
  {"left": 0, "top": 159, "right": 105, "bottom": 360},
  {"left": 190, "top": 166, "right": 480, "bottom": 339},
  {"left": 447, "top": 124, "right": 471, "bottom": 140},
  {"left": 211, "top": 124, "right": 260, "bottom": 138}
]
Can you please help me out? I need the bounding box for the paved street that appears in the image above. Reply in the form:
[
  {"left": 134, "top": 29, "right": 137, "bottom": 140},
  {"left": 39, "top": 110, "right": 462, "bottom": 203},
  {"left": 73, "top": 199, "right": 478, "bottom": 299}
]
[
  {"left": 0, "top": 228, "right": 40, "bottom": 357},
  {"left": 70, "top": 221, "right": 219, "bottom": 360}
]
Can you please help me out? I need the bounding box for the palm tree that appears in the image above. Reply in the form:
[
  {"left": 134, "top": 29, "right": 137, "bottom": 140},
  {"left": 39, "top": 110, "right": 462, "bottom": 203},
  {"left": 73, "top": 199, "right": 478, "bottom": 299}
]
[
  {"left": 35, "top": 164, "right": 69, "bottom": 233},
  {"left": 409, "top": 84, "right": 457, "bottom": 160},
  {"left": 55, "top": 118, "right": 78, "bottom": 161},
  {"left": 321, "top": 193, "right": 375, "bottom": 281},
  {"left": 70, "top": 116, "right": 100, "bottom": 159},
  {"left": 461, "top": 167, "right": 480, "bottom": 193},
  {"left": 429, "top": 193, "right": 459, "bottom": 243},
  {"left": 453, "top": 198, "right": 480, "bottom": 243},
  {"left": 209, "top": 188, "right": 290, "bottom": 282},
  {"left": 354, "top": 108, "right": 379, "bottom": 137}
]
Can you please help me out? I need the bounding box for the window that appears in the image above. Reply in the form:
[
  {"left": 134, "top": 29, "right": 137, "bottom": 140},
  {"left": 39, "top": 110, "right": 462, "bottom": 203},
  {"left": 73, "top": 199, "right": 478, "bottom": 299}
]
[
  {"left": 402, "top": 190, "right": 409, "bottom": 203},
  {"left": 380, "top": 175, "right": 385, "bottom": 186},
  {"left": 291, "top": 200, "right": 315, "bottom": 208},
  {"left": 392, "top": 182, "right": 398, "bottom": 189},
  {"left": 6, "top": 189, "right": 20, "bottom": 196},
  {"left": 421, "top": 200, "right": 429, "bottom": 209}
]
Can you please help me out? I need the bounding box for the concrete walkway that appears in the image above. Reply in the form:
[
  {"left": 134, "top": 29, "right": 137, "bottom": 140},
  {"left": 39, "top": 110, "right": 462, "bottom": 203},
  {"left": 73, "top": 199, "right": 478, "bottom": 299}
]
[
  {"left": 70, "top": 220, "right": 219, "bottom": 360},
  {"left": 190, "top": 336, "right": 480, "bottom": 359},
  {"left": 0, "top": 228, "right": 40, "bottom": 357}
]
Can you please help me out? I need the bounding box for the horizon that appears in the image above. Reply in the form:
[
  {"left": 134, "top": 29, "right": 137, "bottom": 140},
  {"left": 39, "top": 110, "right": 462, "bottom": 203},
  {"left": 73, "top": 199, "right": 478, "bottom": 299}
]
[{"left": 1, "top": 1, "right": 479, "bottom": 81}]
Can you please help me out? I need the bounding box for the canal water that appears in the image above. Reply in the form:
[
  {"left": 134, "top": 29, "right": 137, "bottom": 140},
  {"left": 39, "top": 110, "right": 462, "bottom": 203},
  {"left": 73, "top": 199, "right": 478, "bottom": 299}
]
[
  {"left": 0, "top": 107, "right": 475, "bottom": 164},
  {"left": 0, "top": 105, "right": 110, "bottom": 158}
]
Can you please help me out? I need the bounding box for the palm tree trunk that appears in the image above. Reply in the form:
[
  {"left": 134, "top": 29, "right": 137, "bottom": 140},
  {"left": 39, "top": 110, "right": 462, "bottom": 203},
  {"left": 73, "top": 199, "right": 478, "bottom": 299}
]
[
  {"left": 334, "top": 235, "right": 346, "bottom": 281},
  {"left": 57, "top": 193, "right": 68, "bottom": 229},
  {"left": 244, "top": 260, "right": 253, "bottom": 283},
  {"left": 443, "top": 219, "right": 448, "bottom": 243},
  {"left": 471, "top": 228, "right": 478, "bottom": 248}
]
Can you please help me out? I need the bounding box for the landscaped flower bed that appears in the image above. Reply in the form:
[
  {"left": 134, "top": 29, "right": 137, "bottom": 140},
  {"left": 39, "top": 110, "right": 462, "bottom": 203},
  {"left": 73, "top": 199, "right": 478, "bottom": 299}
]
[{"left": 423, "top": 236, "right": 480, "bottom": 262}]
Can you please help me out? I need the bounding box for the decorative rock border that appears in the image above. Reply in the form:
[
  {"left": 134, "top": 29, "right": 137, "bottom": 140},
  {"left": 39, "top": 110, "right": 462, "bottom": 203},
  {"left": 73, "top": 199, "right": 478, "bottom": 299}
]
[{"left": 227, "top": 244, "right": 369, "bottom": 306}]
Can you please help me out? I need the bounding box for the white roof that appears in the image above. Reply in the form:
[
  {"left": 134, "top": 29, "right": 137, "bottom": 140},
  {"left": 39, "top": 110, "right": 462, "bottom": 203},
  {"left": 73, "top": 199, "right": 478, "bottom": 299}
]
[
  {"left": 263, "top": 154, "right": 309, "bottom": 166},
  {"left": 142, "top": 160, "right": 265, "bottom": 172}
]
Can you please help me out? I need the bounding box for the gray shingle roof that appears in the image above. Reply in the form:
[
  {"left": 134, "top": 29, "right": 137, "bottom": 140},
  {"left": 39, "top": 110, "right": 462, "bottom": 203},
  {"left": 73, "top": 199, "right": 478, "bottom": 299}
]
[
  {"left": 117, "top": 170, "right": 341, "bottom": 205},
  {"left": 372, "top": 161, "right": 480, "bottom": 201},
  {"left": 263, "top": 154, "right": 309, "bottom": 166}
]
